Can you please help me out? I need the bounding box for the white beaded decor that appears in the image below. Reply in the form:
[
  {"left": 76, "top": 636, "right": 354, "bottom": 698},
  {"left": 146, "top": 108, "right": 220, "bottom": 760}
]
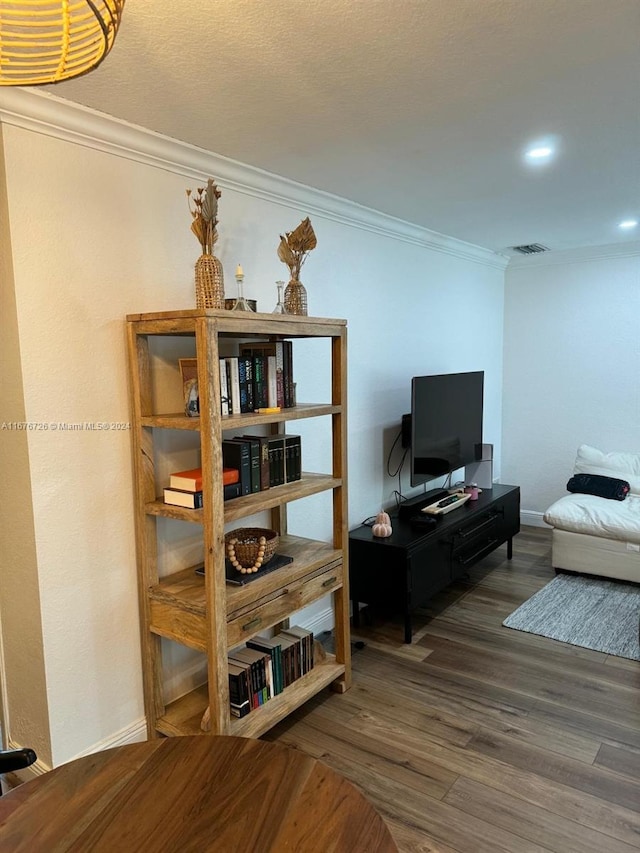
[
  {"left": 224, "top": 528, "right": 278, "bottom": 574},
  {"left": 227, "top": 536, "right": 266, "bottom": 574}
]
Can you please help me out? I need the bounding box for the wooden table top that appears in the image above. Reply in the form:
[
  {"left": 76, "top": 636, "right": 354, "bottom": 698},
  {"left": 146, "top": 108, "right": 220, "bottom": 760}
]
[{"left": 0, "top": 736, "right": 397, "bottom": 851}]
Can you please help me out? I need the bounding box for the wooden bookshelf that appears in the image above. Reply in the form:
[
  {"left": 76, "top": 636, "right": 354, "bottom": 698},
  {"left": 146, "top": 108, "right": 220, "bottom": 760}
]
[{"left": 126, "top": 309, "right": 351, "bottom": 738}]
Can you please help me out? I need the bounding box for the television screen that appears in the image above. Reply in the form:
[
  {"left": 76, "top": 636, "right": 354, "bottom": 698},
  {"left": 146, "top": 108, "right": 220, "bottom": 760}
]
[{"left": 410, "top": 371, "right": 484, "bottom": 486}]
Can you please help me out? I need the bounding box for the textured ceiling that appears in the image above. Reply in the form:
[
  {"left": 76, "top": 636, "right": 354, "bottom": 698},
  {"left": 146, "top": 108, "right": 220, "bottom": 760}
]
[{"left": 48, "top": 0, "right": 639, "bottom": 253}]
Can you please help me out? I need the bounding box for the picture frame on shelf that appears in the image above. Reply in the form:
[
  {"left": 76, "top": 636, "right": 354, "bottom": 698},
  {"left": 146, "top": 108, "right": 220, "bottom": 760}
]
[
  {"left": 179, "top": 357, "right": 199, "bottom": 416},
  {"left": 179, "top": 357, "right": 198, "bottom": 384}
]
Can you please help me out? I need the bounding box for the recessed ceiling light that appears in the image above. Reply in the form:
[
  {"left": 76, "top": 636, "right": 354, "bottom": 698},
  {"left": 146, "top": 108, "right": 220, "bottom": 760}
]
[
  {"left": 522, "top": 137, "right": 559, "bottom": 167},
  {"left": 619, "top": 219, "right": 638, "bottom": 230},
  {"left": 526, "top": 146, "right": 553, "bottom": 160}
]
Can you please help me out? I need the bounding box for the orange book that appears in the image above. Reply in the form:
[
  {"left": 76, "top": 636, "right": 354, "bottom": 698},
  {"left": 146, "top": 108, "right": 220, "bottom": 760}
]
[
  {"left": 223, "top": 467, "right": 240, "bottom": 485},
  {"left": 169, "top": 467, "right": 239, "bottom": 491}
]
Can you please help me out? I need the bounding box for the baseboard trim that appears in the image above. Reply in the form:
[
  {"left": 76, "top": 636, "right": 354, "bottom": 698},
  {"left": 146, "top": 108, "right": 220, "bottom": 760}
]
[
  {"left": 521, "top": 510, "right": 550, "bottom": 528},
  {"left": 300, "top": 606, "right": 335, "bottom": 636},
  {"left": 68, "top": 718, "right": 148, "bottom": 762},
  {"left": 6, "top": 737, "right": 51, "bottom": 781}
]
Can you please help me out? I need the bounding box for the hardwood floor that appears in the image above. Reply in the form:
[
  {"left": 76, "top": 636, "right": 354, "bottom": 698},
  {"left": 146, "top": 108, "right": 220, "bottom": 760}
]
[{"left": 266, "top": 525, "right": 640, "bottom": 852}]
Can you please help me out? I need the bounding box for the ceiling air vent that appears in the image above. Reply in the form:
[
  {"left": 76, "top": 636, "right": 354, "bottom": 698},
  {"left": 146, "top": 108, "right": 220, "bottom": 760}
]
[{"left": 510, "top": 243, "right": 549, "bottom": 255}]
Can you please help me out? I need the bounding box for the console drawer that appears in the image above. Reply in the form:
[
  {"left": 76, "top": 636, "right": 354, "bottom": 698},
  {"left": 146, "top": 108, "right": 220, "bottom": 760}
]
[
  {"left": 226, "top": 563, "right": 343, "bottom": 647},
  {"left": 450, "top": 511, "right": 498, "bottom": 554}
]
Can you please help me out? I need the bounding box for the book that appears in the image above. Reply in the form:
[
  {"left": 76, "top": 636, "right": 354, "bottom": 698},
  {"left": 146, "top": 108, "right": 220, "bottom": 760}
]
[
  {"left": 247, "top": 637, "right": 283, "bottom": 695},
  {"left": 266, "top": 436, "right": 286, "bottom": 487},
  {"left": 222, "top": 440, "right": 252, "bottom": 496},
  {"left": 251, "top": 353, "right": 269, "bottom": 410},
  {"left": 169, "top": 467, "right": 239, "bottom": 491},
  {"left": 225, "top": 359, "right": 233, "bottom": 414},
  {"left": 227, "top": 658, "right": 255, "bottom": 709},
  {"left": 224, "top": 482, "right": 242, "bottom": 501},
  {"left": 241, "top": 434, "right": 271, "bottom": 491},
  {"left": 219, "top": 357, "right": 230, "bottom": 417},
  {"left": 228, "top": 661, "right": 251, "bottom": 717},
  {"left": 283, "top": 340, "right": 294, "bottom": 407},
  {"left": 238, "top": 355, "right": 254, "bottom": 414},
  {"left": 226, "top": 357, "right": 241, "bottom": 415},
  {"left": 234, "top": 648, "right": 274, "bottom": 700},
  {"left": 267, "top": 355, "right": 278, "bottom": 408},
  {"left": 274, "top": 633, "right": 298, "bottom": 688},
  {"left": 230, "top": 700, "right": 251, "bottom": 719},
  {"left": 240, "top": 342, "right": 288, "bottom": 408},
  {"left": 229, "top": 647, "right": 270, "bottom": 706},
  {"left": 284, "top": 435, "right": 302, "bottom": 483},
  {"left": 224, "top": 553, "right": 293, "bottom": 585},
  {"left": 230, "top": 436, "right": 260, "bottom": 494},
  {"left": 165, "top": 481, "right": 241, "bottom": 509},
  {"left": 169, "top": 467, "right": 203, "bottom": 491},
  {"left": 196, "top": 553, "right": 293, "bottom": 582},
  {"left": 281, "top": 626, "right": 314, "bottom": 674},
  {"left": 163, "top": 488, "right": 203, "bottom": 509},
  {"left": 281, "top": 631, "right": 302, "bottom": 680}
]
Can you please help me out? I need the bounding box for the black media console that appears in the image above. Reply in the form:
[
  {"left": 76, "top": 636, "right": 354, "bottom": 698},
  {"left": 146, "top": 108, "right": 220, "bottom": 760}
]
[{"left": 349, "top": 484, "right": 520, "bottom": 643}]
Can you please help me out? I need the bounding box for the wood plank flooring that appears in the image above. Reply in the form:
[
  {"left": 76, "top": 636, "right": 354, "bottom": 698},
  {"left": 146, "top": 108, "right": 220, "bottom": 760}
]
[{"left": 265, "top": 525, "right": 640, "bottom": 852}]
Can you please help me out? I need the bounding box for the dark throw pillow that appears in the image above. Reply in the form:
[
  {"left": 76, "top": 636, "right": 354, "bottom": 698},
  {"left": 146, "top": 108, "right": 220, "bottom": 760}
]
[{"left": 566, "top": 473, "right": 630, "bottom": 501}]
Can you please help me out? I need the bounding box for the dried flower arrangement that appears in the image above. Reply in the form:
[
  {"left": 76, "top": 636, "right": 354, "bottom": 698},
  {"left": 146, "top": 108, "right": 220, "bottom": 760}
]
[
  {"left": 186, "top": 178, "right": 225, "bottom": 309},
  {"left": 277, "top": 217, "right": 317, "bottom": 281},
  {"left": 186, "top": 178, "right": 221, "bottom": 255}
]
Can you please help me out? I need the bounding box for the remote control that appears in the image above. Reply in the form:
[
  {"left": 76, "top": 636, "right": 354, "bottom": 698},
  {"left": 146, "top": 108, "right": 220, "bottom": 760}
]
[
  {"left": 437, "top": 495, "right": 460, "bottom": 507},
  {"left": 410, "top": 514, "right": 437, "bottom": 529}
]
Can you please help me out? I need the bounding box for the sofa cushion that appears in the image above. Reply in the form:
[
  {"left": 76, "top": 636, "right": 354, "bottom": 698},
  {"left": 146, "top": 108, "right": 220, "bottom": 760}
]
[
  {"left": 573, "top": 444, "right": 640, "bottom": 495},
  {"left": 544, "top": 493, "right": 640, "bottom": 544}
]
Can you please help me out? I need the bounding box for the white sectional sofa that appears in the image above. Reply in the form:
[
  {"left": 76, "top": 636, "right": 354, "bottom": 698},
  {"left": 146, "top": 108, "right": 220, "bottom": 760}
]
[{"left": 544, "top": 445, "right": 640, "bottom": 582}]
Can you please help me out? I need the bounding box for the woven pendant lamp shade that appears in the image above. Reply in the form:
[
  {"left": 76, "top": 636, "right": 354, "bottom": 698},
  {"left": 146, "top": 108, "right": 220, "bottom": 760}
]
[{"left": 0, "top": 0, "right": 125, "bottom": 86}]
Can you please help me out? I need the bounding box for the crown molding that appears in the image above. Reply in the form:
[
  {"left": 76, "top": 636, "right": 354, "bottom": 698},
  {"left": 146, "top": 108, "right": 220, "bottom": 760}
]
[
  {"left": 0, "top": 88, "right": 507, "bottom": 271},
  {"left": 507, "top": 241, "right": 640, "bottom": 269}
]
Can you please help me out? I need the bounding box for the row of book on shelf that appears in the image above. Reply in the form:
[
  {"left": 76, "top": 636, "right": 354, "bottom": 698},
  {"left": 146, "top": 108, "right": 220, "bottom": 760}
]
[
  {"left": 228, "top": 626, "right": 315, "bottom": 718},
  {"left": 162, "top": 433, "right": 302, "bottom": 508},
  {"left": 221, "top": 341, "right": 295, "bottom": 416}
]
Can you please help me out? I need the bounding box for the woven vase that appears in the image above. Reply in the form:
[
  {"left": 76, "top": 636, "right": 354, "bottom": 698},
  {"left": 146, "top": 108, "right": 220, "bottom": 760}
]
[
  {"left": 195, "top": 253, "right": 225, "bottom": 309},
  {"left": 284, "top": 279, "right": 308, "bottom": 316}
]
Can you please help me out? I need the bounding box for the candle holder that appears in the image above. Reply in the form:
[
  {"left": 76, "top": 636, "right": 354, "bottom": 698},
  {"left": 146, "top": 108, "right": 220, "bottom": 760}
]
[
  {"left": 272, "top": 281, "right": 287, "bottom": 314},
  {"left": 231, "top": 265, "right": 255, "bottom": 312}
]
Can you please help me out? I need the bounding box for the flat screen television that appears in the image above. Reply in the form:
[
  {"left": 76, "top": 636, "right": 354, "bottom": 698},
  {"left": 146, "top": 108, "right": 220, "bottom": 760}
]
[{"left": 408, "top": 371, "right": 484, "bottom": 487}]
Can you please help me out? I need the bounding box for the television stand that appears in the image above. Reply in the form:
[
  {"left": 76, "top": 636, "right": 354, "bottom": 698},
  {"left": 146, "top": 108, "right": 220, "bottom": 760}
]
[
  {"left": 349, "top": 484, "right": 520, "bottom": 642},
  {"left": 397, "top": 488, "right": 450, "bottom": 519}
]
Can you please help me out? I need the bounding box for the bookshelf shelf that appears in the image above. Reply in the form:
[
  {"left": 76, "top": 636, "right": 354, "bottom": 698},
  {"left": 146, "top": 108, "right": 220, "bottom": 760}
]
[
  {"left": 140, "top": 403, "right": 341, "bottom": 431},
  {"left": 127, "top": 310, "right": 351, "bottom": 739},
  {"left": 144, "top": 473, "right": 342, "bottom": 524},
  {"left": 156, "top": 657, "right": 345, "bottom": 739}
]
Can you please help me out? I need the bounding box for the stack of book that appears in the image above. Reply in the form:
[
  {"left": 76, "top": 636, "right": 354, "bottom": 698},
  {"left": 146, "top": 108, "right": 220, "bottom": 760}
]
[
  {"left": 163, "top": 466, "right": 241, "bottom": 508},
  {"left": 222, "top": 434, "right": 301, "bottom": 495},
  {"left": 228, "top": 625, "right": 314, "bottom": 718},
  {"left": 219, "top": 342, "right": 295, "bottom": 417}
]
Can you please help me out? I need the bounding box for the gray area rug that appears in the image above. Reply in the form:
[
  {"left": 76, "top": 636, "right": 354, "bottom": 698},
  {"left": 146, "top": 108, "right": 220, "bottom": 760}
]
[{"left": 503, "top": 573, "right": 640, "bottom": 661}]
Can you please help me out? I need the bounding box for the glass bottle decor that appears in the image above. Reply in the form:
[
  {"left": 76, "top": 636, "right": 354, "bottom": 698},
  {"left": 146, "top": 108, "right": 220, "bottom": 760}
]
[
  {"left": 195, "top": 252, "right": 225, "bottom": 310},
  {"left": 231, "top": 264, "right": 254, "bottom": 311},
  {"left": 272, "top": 280, "right": 287, "bottom": 314},
  {"left": 284, "top": 279, "right": 308, "bottom": 316}
]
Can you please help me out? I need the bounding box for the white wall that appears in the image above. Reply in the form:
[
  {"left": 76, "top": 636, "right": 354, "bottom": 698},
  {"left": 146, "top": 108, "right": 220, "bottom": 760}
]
[
  {"left": 0, "top": 90, "right": 506, "bottom": 765},
  {"left": 0, "top": 124, "right": 53, "bottom": 768},
  {"left": 502, "top": 246, "right": 640, "bottom": 521}
]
